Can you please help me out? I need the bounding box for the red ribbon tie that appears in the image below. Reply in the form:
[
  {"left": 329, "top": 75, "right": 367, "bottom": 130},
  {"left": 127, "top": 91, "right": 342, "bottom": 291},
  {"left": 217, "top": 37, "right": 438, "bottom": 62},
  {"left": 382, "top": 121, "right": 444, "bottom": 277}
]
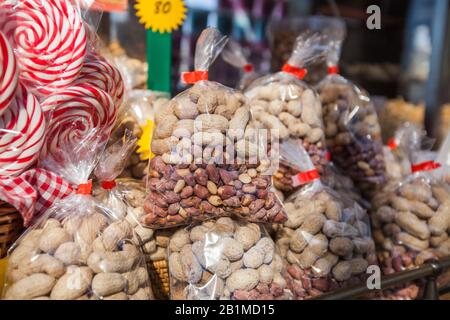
[
  {"left": 101, "top": 180, "right": 117, "bottom": 190},
  {"left": 292, "top": 169, "right": 320, "bottom": 186},
  {"left": 282, "top": 63, "right": 307, "bottom": 80},
  {"left": 387, "top": 138, "right": 398, "bottom": 150},
  {"left": 76, "top": 180, "right": 93, "bottom": 195},
  {"left": 411, "top": 161, "right": 441, "bottom": 173},
  {"left": 243, "top": 64, "right": 253, "bottom": 73},
  {"left": 327, "top": 66, "right": 339, "bottom": 75},
  {"left": 181, "top": 70, "right": 208, "bottom": 84}
]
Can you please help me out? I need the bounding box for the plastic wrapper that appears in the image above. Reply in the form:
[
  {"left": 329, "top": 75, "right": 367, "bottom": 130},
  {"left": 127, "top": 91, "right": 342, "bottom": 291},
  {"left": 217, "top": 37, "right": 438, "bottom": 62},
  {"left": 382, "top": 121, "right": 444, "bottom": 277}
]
[
  {"left": 144, "top": 28, "right": 286, "bottom": 228},
  {"left": 435, "top": 129, "right": 450, "bottom": 183},
  {"left": 275, "top": 142, "right": 376, "bottom": 299},
  {"left": 384, "top": 122, "right": 426, "bottom": 182},
  {"left": 2, "top": 130, "right": 153, "bottom": 300},
  {"left": 371, "top": 129, "right": 450, "bottom": 300},
  {"left": 168, "top": 217, "right": 292, "bottom": 300},
  {"left": 268, "top": 16, "right": 345, "bottom": 84},
  {"left": 221, "top": 39, "right": 260, "bottom": 91},
  {"left": 316, "top": 40, "right": 386, "bottom": 197},
  {"left": 111, "top": 90, "right": 169, "bottom": 180},
  {"left": 245, "top": 33, "right": 327, "bottom": 195}
]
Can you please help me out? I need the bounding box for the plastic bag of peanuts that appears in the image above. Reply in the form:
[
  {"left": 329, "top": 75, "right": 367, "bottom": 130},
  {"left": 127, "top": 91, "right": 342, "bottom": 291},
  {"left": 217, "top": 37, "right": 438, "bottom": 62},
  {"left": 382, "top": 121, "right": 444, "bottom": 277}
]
[
  {"left": 245, "top": 32, "right": 327, "bottom": 195},
  {"left": 221, "top": 39, "right": 260, "bottom": 91},
  {"left": 275, "top": 142, "right": 377, "bottom": 299},
  {"left": 371, "top": 128, "right": 450, "bottom": 300},
  {"left": 2, "top": 131, "right": 153, "bottom": 300},
  {"left": 144, "top": 27, "right": 286, "bottom": 228},
  {"left": 384, "top": 122, "right": 429, "bottom": 183},
  {"left": 93, "top": 136, "right": 171, "bottom": 298},
  {"left": 168, "top": 217, "right": 292, "bottom": 300},
  {"left": 315, "top": 36, "right": 386, "bottom": 198},
  {"left": 279, "top": 139, "right": 365, "bottom": 209}
]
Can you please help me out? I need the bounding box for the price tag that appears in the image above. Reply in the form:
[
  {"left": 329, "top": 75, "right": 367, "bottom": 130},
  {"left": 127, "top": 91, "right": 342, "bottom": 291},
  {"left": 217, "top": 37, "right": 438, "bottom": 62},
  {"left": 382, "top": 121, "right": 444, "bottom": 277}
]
[{"left": 135, "top": 0, "right": 187, "bottom": 33}]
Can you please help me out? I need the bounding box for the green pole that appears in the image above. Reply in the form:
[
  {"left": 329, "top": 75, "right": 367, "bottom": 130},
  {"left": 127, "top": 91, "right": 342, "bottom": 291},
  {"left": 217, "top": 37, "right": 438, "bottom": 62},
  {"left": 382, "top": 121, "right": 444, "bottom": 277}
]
[{"left": 146, "top": 30, "right": 172, "bottom": 94}]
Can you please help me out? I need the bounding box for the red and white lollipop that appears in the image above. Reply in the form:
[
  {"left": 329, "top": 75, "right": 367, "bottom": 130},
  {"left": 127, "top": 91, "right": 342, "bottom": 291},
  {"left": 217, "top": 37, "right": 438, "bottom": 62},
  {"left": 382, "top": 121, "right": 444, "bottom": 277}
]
[
  {"left": 40, "top": 84, "right": 115, "bottom": 158},
  {"left": 75, "top": 56, "right": 124, "bottom": 111},
  {"left": 1, "top": 0, "right": 87, "bottom": 95},
  {"left": 0, "top": 31, "right": 19, "bottom": 115},
  {"left": 0, "top": 84, "right": 46, "bottom": 176}
]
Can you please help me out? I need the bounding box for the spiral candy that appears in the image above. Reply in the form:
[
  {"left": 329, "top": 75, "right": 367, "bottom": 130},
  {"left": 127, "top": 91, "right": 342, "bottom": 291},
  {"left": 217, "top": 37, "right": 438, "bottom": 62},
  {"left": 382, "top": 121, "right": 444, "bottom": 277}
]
[
  {"left": 41, "top": 84, "right": 115, "bottom": 157},
  {"left": 0, "top": 0, "right": 87, "bottom": 95},
  {"left": 76, "top": 56, "right": 124, "bottom": 111},
  {"left": 0, "top": 31, "right": 19, "bottom": 115},
  {"left": 0, "top": 84, "right": 46, "bottom": 176}
]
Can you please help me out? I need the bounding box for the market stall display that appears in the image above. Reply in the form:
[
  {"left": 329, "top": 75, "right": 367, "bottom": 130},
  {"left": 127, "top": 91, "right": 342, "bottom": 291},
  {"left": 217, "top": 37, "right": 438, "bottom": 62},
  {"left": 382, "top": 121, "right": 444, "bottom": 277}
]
[
  {"left": 144, "top": 28, "right": 286, "bottom": 228},
  {"left": 371, "top": 128, "right": 450, "bottom": 300},
  {"left": 275, "top": 141, "right": 376, "bottom": 299},
  {"left": 316, "top": 37, "right": 386, "bottom": 197},
  {"left": 245, "top": 32, "right": 327, "bottom": 194},
  {"left": 168, "top": 217, "right": 291, "bottom": 300}
]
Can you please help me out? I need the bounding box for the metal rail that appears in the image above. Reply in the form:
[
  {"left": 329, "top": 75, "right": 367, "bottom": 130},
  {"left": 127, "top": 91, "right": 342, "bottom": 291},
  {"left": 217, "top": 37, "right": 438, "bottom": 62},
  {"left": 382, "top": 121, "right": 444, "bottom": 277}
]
[{"left": 313, "top": 256, "right": 450, "bottom": 300}]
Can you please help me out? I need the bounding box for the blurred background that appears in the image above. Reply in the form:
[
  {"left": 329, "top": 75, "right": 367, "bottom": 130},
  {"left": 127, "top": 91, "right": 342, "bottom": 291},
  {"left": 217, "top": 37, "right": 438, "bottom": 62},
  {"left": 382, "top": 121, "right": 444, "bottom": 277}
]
[{"left": 98, "top": 0, "right": 450, "bottom": 144}]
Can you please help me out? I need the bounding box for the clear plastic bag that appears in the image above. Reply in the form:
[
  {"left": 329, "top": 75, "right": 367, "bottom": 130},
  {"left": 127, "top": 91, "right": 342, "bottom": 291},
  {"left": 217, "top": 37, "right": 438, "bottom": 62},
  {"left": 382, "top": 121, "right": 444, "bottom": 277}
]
[
  {"left": 316, "top": 47, "right": 386, "bottom": 197},
  {"left": 245, "top": 32, "right": 327, "bottom": 194},
  {"left": 384, "top": 122, "right": 427, "bottom": 182},
  {"left": 371, "top": 128, "right": 450, "bottom": 300},
  {"left": 144, "top": 28, "right": 286, "bottom": 228},
  {"left": 221, "top": 39, "right": 260, "bottom": 91},
  {"left": 168, "top": 217, "right": 292, "bottom": 300},
  {"left": 94, "top": 132, "right": 138, "bottom": 220},
  {"left": 2, "top": 129, "right": 153, "bottom": 300},
  {"left": 275, "top": 142, "right": 376, "bottom": 299},
  {"left": 267, "top": 16, "right": 346, "bottom": 84}
]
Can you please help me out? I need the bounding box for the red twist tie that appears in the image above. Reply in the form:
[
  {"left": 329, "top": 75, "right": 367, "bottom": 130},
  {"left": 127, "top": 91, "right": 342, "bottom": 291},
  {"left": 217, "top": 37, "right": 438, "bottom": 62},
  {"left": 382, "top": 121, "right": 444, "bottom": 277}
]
[
  {"left": 411, "top": 161, "right": 441, "bottom": 173},
  {"left": 292, "top": 169, "right": 320, "bottom": 186},
  {"left": 243, "top": 64, "right": 253, "bottom": 73},
  {"left": 282, "top": 63, "right": 307, "bottom": 80},
  {"left": 181, "top": 70, "right": 208, "bottom": 84},
  {"left": 76, "top": 180, "right": 93, "bottom": 195},
  {"left": 327, "top": 66, "right": 339, "bottom": 75},
  {"left": 387, "top": 138, "right": 398, "bottom": 150},
  {"left": 101, "top": 180, "right": 117, "bottom": 190}
]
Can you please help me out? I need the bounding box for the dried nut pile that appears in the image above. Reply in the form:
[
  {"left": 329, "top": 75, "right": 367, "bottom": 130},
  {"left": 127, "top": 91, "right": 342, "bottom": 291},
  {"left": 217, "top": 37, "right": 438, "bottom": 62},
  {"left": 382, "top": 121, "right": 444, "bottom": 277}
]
[
  {"left": 246, "top": 80, "right": 327, "bottom": 193},
  {"left": 144, "top": 82, "right": 285, "bottom": 227},
  {"left": 168, "top": 218, "right": 291, "bottom": 300},
  {"left": 371, "top": 179, "right": 450, "bottom": 279},
  {"left": 276, "top": 190, "right": 375, "bottom": 299},
  {"left": 3, "top": 215, "right": 152, "bottom": 300},
  {"left": 318, "top": 82, "right": 386, "bottom": 195}
]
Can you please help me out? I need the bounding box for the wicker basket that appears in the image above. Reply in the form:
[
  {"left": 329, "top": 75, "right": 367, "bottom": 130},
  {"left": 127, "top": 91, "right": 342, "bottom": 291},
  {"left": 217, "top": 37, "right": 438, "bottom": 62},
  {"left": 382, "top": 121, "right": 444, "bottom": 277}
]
[
  {"left": 148, "top": 259, "right": 170, "bottom": 300},
  {"left": 0, "top": 201, "right": 23, "bottom": 259}
]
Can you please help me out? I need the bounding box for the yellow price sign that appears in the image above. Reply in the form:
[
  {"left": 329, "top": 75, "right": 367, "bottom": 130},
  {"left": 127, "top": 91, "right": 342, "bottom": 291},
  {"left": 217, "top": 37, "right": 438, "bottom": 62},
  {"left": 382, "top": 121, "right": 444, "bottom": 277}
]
[{"left": 135, "top": 0, "right": 187, "bottom": 33}]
